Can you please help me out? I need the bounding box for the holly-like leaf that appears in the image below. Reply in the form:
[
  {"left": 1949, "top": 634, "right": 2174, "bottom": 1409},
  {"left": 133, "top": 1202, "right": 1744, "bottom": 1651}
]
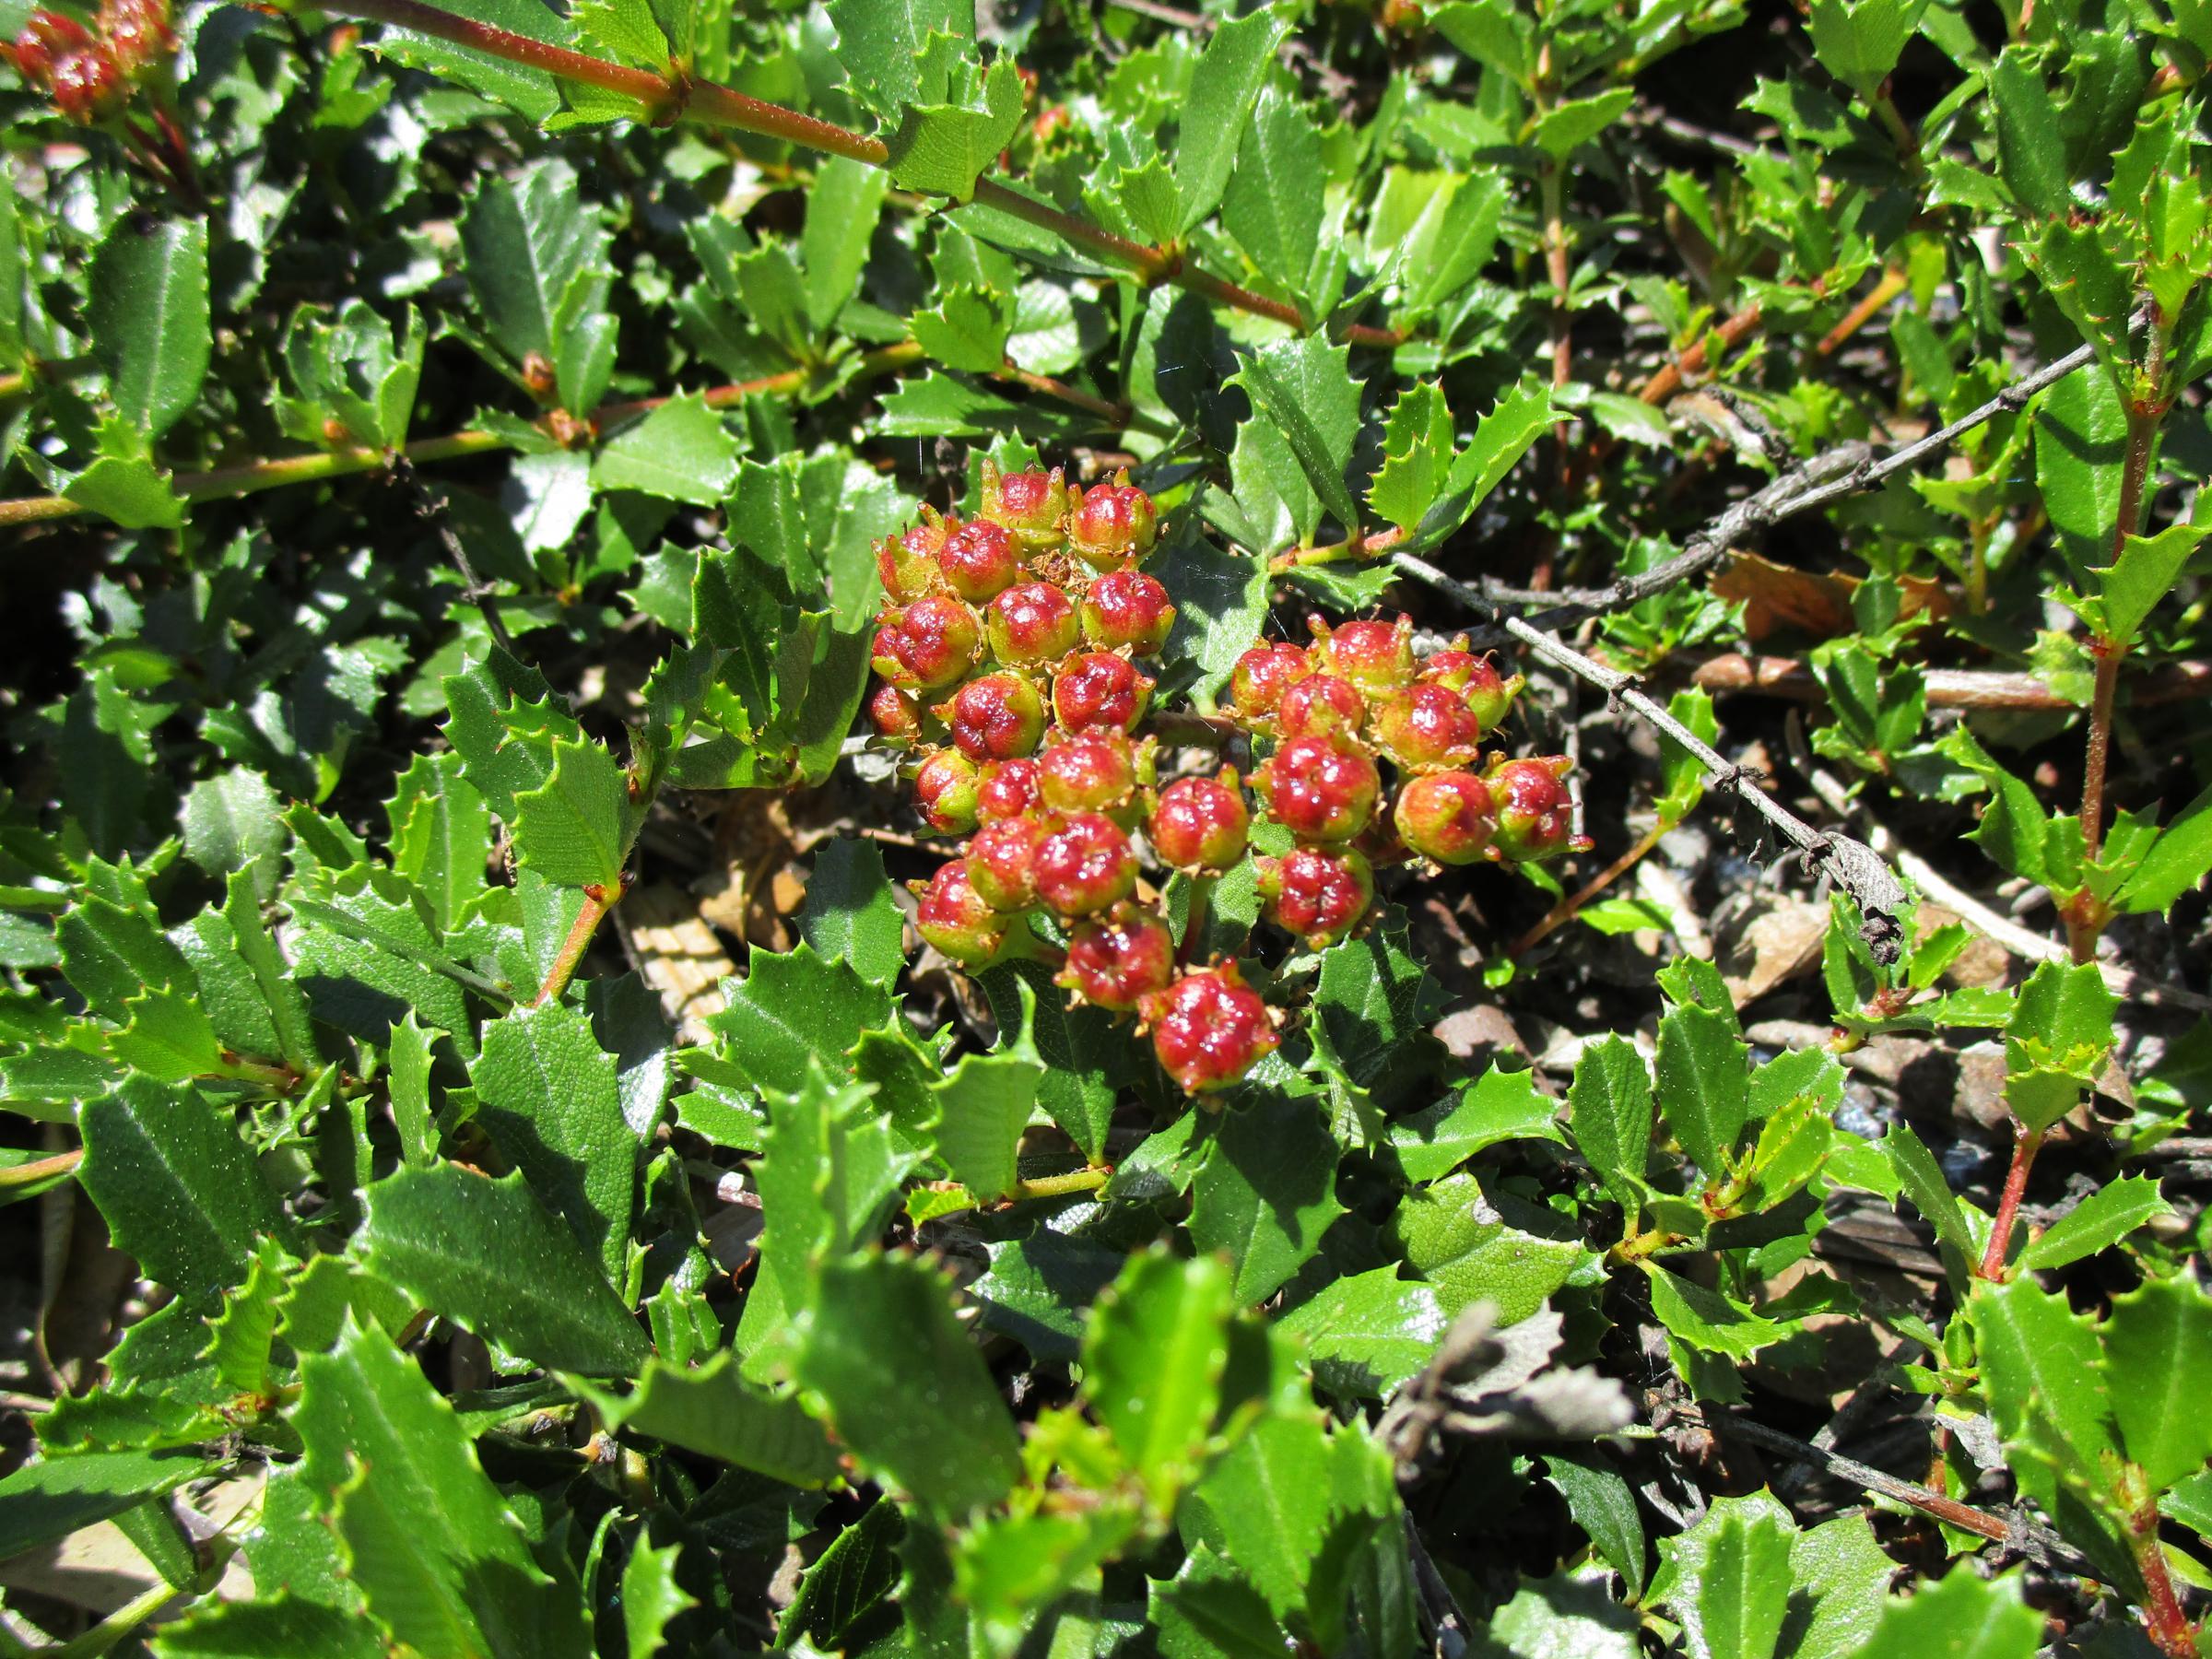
[
  {"left": 707, "top": 943, "right": 892, "bottom": 1096},
  {"left": 1656, "top": 994, "right": 1751, "bottom": 1179},
  {"left": 1569, "top": 1036, "right": 1655, "bottom": 1218},
  {"left": 1407, "top": 376, "right": 1551, "bottom": 553},
  {"left": 882, "top": 58, "right": 1026, "bottom": 202},
  {"left": 928, "top": 1039, "right": 1041, "bottom": 1202},
  {"left": 799, "top": 837, "right": 906, "bottom": 991},
  {"left": 1189, "top": 1089, "right": 1347, "bottom": 1305},
  {"left": 1853, "top": 1565, "right": 2041, "bottom": 1659},
  {"left": 1222, "top": 85, "right": 1325, "bottom": 303},
  {"left": 2016, "top": 1174, "right": 2171, "bottom": 1272},
  {"left": 594, "top": 394, "right": 743, "bottom": 505},
  {"left": 1391, "top": 1174, "right": 1599, "bottom": 1323},
  {"left": 1230, "top": 335, "right": 1365, "bottom": 535},
  {"left": 1387, "top": 1065, "right": 1563, "bottom": 1184},
  {"left": 1368, "top": 383, "right": 1455, "bottom": 536},
  {"left": 1653, "top": 1496, "right": 1794, "bottom": 1659},
  {"left": 573, "top": 1352, "right": 841, "bottom": 1488},
  {"left": 1277, "top": 1267, "right": 1446, "bottom": 1400},
  {"left": 1173, "top": 8, "right": 1293, "bottom": 233},
  {"left": 89, "top": 217, "right": 209, "bottom": 442},
  {"left": 1083, "top": 1249, "right": 1233, "bottom": 1508},
  {"left": 2099, "top": 1272, "right": 2212, "bottom": 1493}
]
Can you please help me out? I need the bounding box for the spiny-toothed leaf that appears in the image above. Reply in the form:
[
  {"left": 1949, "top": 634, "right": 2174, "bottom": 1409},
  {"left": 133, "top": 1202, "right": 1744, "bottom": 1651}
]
[
  {"left": 593, "top": 394, "right": 743, "bottom": 505},
  {"left": 910, "top": 284, "right": 1015, "bottom": 373},
  {"left": 1312, "top": 925, "right": 1445, "bottom": 1112},
  {"left": 294, "top": 1319, "right": 591, "bottom": 1659},
  {"left": 1368, "top": 382, "right": 1455, "bottom": 535},
  {"left": 1639, "top": 1260, "right": 1785, "bottom": 1359},
  {"left": 928, "top": 1037, "right": 1042, "bottom": 1202},
  {"left": 1222, "top": 84, "right": 1325, "bottom": 303},
  {"left": 202, "top": 1237, "right": 295, "bottom": 1399},
  {"left": 1180, "top": 1413, "right": 1337, "bottom": 1620},
  {"left": 619, "top": 1535, "right": 696, "bottom": 1659},
  {"left": 1082, "top": 1249, "right": 1233, "bottom": 1508},
  {"left": 179, "top": 767, "right": 283, "bottom": 898},
  {"left": 78, "top": 1077, "right": 294, "bottom": 1310},
  {"left": 2098, "top": 1272, "right": 2212, "bottom": 1493},
  {"left": 1392, "top": 1173, "right": 1600, "bottom": 1323},
  {"left": 882, "top": 57, "right": 1026, "bottom": 202},
  {"left": 1653, "top": 1495, "right": 1794, "bottom": 1659},
  {"left": 1569, "top": 1036, "right": 1655, "bottom": 1218},
  {"left": 148, "top": 1595, "right": 389, "bottom": 1659},
  {"left": 2092, "top": 516, "right": 2207, "bottom": 649},
  {"left": 971, "top": 1233, "right": 1124, "bottom": 1364},
  {"left": 510, "top": 735, "right": 642, "bottom": 893},
  {"left": 1853, "top": 1565, "right": 2041, "bottom": 1659},
  {"left": 0, "top": 1449, "right": 209, "bottom": 1564},
  {"left": 1542, "top": 1454, "right": 1648, "bottom": 1597},
  {"left": 2119, "top": 783, "right": 2212, "bottom": 915},
  {"left": 384, "top": 751, "right": 491, "bottom": 929},
  {"left": 794, "top": 1251, "right": 1021, "bottom": 1515},
  {"left": 1173, "top": 8, "right": 1292, "bottom": 233},
  {"left": 1230, "top": 335, "right": 1364, "bottom": 535},
  {"left": 1655, "top": 995, "right": 1750, "bottom": 1177},
  {"left": 1805, "top": 0, "right": 1928, "bottom": 97},
  {"left": 571, "top": 1352, "right": 841, "bottom": 1488},
  {"left": 357, "top": 1163, "right": 651, "bottom": 1375},
  {"left": 472, "top": 1001, "right": 640, "bottom": 1281},
  {"left": 801, "top": 157, "right": 892, "bottom": 336},
  {"left": 2016, "top": 1173, "right": 2171, "bottom": 1272},
  {"left": 823, "top": 0, "right": 969, "bottom": 118},
  {"left": 2032, "top": 342, "right": 2131, "bottom": 580},
  {"left": 707, "top": 942, "right": 892, "bottom": 1095},
  {"left": 460, "top": 156, "right": 612, "bottom": 370},
  {"left": 799, "top": 838, "right": 906, "bottom": 992},
  {"left": 1407, "top": 375, "right": 1551, "bottom": 553},
  {"left": 2003, "top": 959, "right": 2114, "bottom": 1133},
  {"left": 1988, "top": 45, "right": 2070, "bottom": 216},
  {"left": 1527, "top": 86, "right": 1636, "bottom": 160},
  {"left": 89, "top": 216, "right": 209, "bottom": 441},
  {"left": 1387, "top": 1064, "right": 1563, "bottom": 1184},
  {"left": 1276, "top": 1267, "right": 1446, "bottom": 1401},
  {"left": 752, "top": 1062, "right": 918, "bottom": 1320},
  {"left": 1190, "top": 1089, "right": 1347, "bottom": 1306}
]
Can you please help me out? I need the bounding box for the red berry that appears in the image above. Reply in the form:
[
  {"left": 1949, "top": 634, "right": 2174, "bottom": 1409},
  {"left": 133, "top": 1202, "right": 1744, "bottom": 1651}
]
[
  {"left": 1276, "top": 673, "right": 1366, "bottom": 742},
  {"left": 890, "top": 595, "right": 982, "bottom": 691},
  {"left": 986, "top": 581, "right": 1079, "bottom": 666},
  {"left": 912, "top": 861, "right": 1004, "bottom": 965},
  {"left": 1420, "top": 643, "right": 1523, "bottom": 735},
  {"left": 1253, "top": 734, "right": 1381, "bottom": 844},
  {"left": 48, "top": 42, "right": 122, "bottom": 121},
  {"left": 1394, "top": 771, "right": 1497, "bottom": 865},
  {"left": 981, "top": 460, "right": 1070, "bottom": 550},
  {"left": 1143, "top": 966, "right": 1278, "bottom": 1093},
  {"left": 871, "top": 621, "right": 916, "bottom": 688},
  {"left": 1484, "top": 755, "right": 1588, "bottom": 863},
  {"left": 13, "top": 9, "right": 89, "bottom": 83},
  {"left": 1068, "top": 477, "right": 1159, "bottom": 569},
  {"left": 935, "top": 519, "right": 1023, "bottom": 602},
  {"left": 1080, "top": 569, "right": 1175, "bottom": 654},
  {"left": 913, "top": 749, "right": 982, "bottom": 835},
  {"left": 947, "top": 672, "right": 1046, "bottom": 763},
  {"left": 975, "top": 757, "right": 1042, "bottom": 823},
  {"left": 1312, "top": 614, "right": 1415, "bottom": 697},
  {"left": 1373, "top": 683, "right": 1483, "bottom": 772},
  {"left": 1229, "top": 641, "right": 1312, "bottom": 724},
  {"left": 1147, "top": 771, "right": 1250, "bottom": 873},
  {"left": 877, "top": 517, "right": 949, "bottom": 603},
  {"left": 1038, "top": 731, "right": 1142, "bottom": 819},
  {"left": 1032, "top": 811, "right": 1138, "bottom": 917},
  {"left": 1058, "top": 910, "right": 1174, "bottom": 1010},
  {"left": 868, "top": 682, "right": 924, "bottom": 746},
  {"left": 1053, "top": 651, "right": 1152, "bottom": 735},
  {"left": 967, "top": 815, "right": 1048, "bottom": 912},
  {"left": 100, "top": 0, "right": 172, "bottom": 72},
  {"left": 1258, "top": 847, "right": 1374, "bottom": 949}
]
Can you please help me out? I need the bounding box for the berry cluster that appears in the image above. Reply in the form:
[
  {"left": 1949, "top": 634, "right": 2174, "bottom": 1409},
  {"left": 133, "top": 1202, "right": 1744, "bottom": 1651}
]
[
  {"left": 876, "top": 461, "right": 1590, "bottom": 1099},
  {"left": 4, "top": 0, "right": 171, "bottom": 124}
]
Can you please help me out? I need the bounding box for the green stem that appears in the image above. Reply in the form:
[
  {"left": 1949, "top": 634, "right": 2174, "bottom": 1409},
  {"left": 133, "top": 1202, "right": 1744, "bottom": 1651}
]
[
  {"left": 1975, "top": 1121, "right": 2044, "bottom": 1281},
  {"left": 0, "top": 1147, "right": 81, "bottom": 1188}
]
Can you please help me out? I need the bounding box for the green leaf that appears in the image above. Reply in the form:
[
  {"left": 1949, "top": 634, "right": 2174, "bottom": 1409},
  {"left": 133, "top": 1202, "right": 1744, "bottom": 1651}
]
[
  {"left": 594, "top": 394, "right": 743, "bottom": 505},
  {"left": 2099, "top": 1273, "right": 2212, "bottom": 1493},
  {"left": 2094, "top": 517, "right": 2207, "bottom": 648},
  {"left": 0, "top": 1448, "right": 206, "bottom": 1562},
  {"left": 1182, "top": 1412, "right": 1337, "bottom": 1618},
  {"left": 971, "top": 1232, "right": 1124, "bottom": 1365},
  {"left": 2004, "top": 960, "right": 2114, "bottom": 1133},
  {"left": 2118, "top": 783, "right": 2212, "bottom": 914},
  {"left": 1882, "top": 1124, "right": 1975, "bottom": 1263},
  {"left": 620, "top": 1535, "right": 696, "bottom": 1659},
  {"left": 294, "top": 1319, "right": 589, "bottom": 1659},
  {"left": 1407, "top": 375, "right": 1551, "bottom": 553},
  {"left": 801, "top": 157, "right": 892, "bottom": 336},
  {"left": 1471, "top": 1573, "right": 1641, "bottom": 1659},
  {"left": 1528, "top": 87, "right": 1635, "bottom": 160},
  {"left": 1150, "top": 517, "right": 1272, "bottom": 715},
  {"left": 206, "top": 1238, "right": 293, "bottom": 1397},
  {"left": 2016, "top": 1174, "right": 2171, "bottom": 1271},
  {"left": 473, "top": 1002, "right": 640, "bottom": 1281},
  {"left": 1388, "top": 1065, "right": 1563, "bottom": 1183},
  {"left": 1174, "top": 8, "right": 1293, "bottom": 234},
  {"left": 574, "top": 1352, "right": 841, "bottom": 1488},
  {"left": 1277, "top": 1267, "right": 1446, "bottom": 1400},
  {"left": 1230, "top": 335, "right": 1365, "bottom": 535},
  {"left": 977, "top": 959, "right": 1123, "bottom": 1163},
  {"left": 824, "top": 0, "right": 967, "bottom": 117},
  {"left": 1569, "top": 1036, "right": 1655, "bottom": 1216},
  {"left": 1083, "top": 1249, "right": 1233, "bottom": 1508},
  {"left": 778, "top": 1498, "right": 904, "bottom": 1648},
  {"left": 1311, "top": 924, "right": 1444, "bottom": 1113},
  {"left": 180, "top": 768, "right": 283, "bottom": 896},
  {"left": 1189, "top": 1090, "right": 1347, "bottom": 1305},
  {"left": 384, "top": 752, "right": 491, "bottom": 929},
  {"left": 2033, "top": 357, "right": 2130, "bottom": 578},
  {"left": 1988, "top": 45, "right": 2069, "bottom": 217},
  {"left": 707, "top": 943, "right": 891, "bottom": 1095},
  {"left": 149, "top": 1596, "right": 388, "bottom": 1659},
  {"left": 911, "top": 284, "right": 1014, "bottom": 372},
  {"left": 1222, "top": 85, "right": 1325, "bottom": 301},
  {"left": 1853, "top": 1565, "right": 2041, "bottom": 1659},
  {"left": 358, "top": 1164, "right": 651, "bottom": 1375},
  {"left": 799, "top": 838, "right": 906, "bottom": 990},
  {"left": 78, "top": 1078, "right": 291, "bottom": 1309},
  {"left": 89, "top": 217, "right": 209, "bottom": 441},
  {"left": 1661, "top": 1500, "right": 1794, "bottom": 1659},
  {"left": 929, "top": 1040, "right": 1041, "bottom": 1202},
  {"left": 1369, "top": 382, "right": 1456, "bottom": 535},
  {"left": 1972, "top": 1277, "right": 2125, "bottom": 1561},
  {"left": 1391, "top": 1174, "right": 1599, "bottom": 1323},
  {"left": 1656, "top": 996, "right": 1751, "bottom": 1178},
  {"left": 794, "top": 1251, "right": 1021, "bottom": 1516},
  {"left": 883, "top": 57, "right": 1026, "bottom": 201},
  {"left": 1806, "top": 0, "right": 1927, "bottom": 97},
  {"left": 461, "top": 156, "right": 612, "bottom": 371},
  {"left": 1639, "top": 1261, "right": 1785, "bottom": 1359},
  {"left": 753, "top": 1063, "right": 916, "bottom": 1328},
  {"left": 1542, "top": 1454, "right": 1646, "bottom": 1596}
]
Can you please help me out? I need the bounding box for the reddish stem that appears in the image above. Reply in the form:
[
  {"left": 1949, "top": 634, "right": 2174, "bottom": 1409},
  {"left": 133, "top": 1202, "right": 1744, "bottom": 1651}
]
[
  {"left": 2134, "top": 1508, "right": 2199, "bottom": 1658},
  {"left": 534, "top": 880, "right": 625, "bottom": 1006},
  {"left": 1509, "top": 821, "right": 1664, "bottom": 958},
  {"left": 1975, "top": 1122, "right": 2043, "bottom": 1281}
]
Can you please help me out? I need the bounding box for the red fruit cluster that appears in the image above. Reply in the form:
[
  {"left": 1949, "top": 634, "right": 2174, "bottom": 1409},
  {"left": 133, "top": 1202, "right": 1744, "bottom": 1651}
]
[
  {"left": 1229, "top": 615, "right": 1590, "bottom": 889},
  {"left": 881, "top": 465, "right": 1280, "bottom": 1094},
  {"left": 5, "top": 0, "right": 171, "bottom": 123}
]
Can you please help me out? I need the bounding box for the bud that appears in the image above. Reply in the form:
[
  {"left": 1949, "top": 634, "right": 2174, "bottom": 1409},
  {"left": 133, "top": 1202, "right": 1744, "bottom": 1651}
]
[
  {"left": 1311, "top": 614, "right": 1415, "bottom": 697},
  {"left": 986, "top": 581, "right": 1080, "bottom": 666},
  {"left": 877, "top": 514, "right": 950, "bottom": 603},
  {"left": 1392, "top": 771, "right": 1496, "bottom": 865},
  {"left": 1067, "top": 474, "right": 1159, "bottom": 570},
  {"left": 1258, "top": 847, "right": 1374, "bottom": 950},
  {"left": 1079, "top": 569, "right": 1175, "bottom": 655},
  {"left": 935, "top": 518, "right": 1023, "bottom": 603},
  {"left": 1484, "top": 755, "right": 1590, "bottom": 863},
  {"left": 1253, "top": 733, "right": 1381, "bottom": 844},
  {"left": 966, "top": 814, "right": 1049, "bottom": 912},
  {"left": 1372, "top": 683, "right": 1484, "bottom": 772},
  {"left": 1038, "top": 731, "right": 1144, "bottom": 820},
  {"left": 1058, "top": 908, "right": 1175, "bottom": 1011},
  {"left": 911, "top": 861, "right": 1005, "bottom": 965},
  {"left": 980, "top": 459, "right": 1070, "bottom": 551},
  {"left": 912, "top": 749, "right": 982, "bottom": 836},
  {"left": 947, "top": 671, "right": 1047, "bottom": 763},
  {"left": 1147, "top": 771, "right": 1249, "bottom": 873},
  {"left": 521, "top": 349, "right": 558, "bottom": 402},
  {"left": 1276, "top": 673, "right": 1366, "bottom": 742},
  {"left": 1033, "top": 811, "right": 1138, "bottom": 917},
  {"left": 974, "top": 757, "right": 1043, "bottom": 823},
  {"left": 890, "top": 595, "right": 983, "bottom": 691},
  {"left": 1052, "top": 650, "right": 1153, "bottom": 735},
  {"left": 1143, "top": 965, "right": 1278, "bottom": 1093},
  {"left": 1229, "top": 641, "right": 1312, "bottom": 724}
]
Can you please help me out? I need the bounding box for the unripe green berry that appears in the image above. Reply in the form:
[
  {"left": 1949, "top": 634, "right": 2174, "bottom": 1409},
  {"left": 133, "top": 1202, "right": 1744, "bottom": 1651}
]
[
  {"left": 967, "top": 814, "right": 1049, "bottom": 911},
  {"left": 1392, "top": 771, "right": 1496, "bottom": 865},
  {"left": 912, "top": 861, "right": 1004, "bottom": 965},
  {"left": 877, "top": 514, "right": 949, "bottom": 603},
  {"left": 980, "top": 460, "right": 1071, "bottom": 552},
  {"left": 912, "top": 749, "right": 982, "bottom": 836},
  {"left": 1038, "top": 731, "right": 1144, "bottom": 820},
  {"left": 1312, "top": 614, "right": 1415, "bottom": 697},
  {"left": 1373, "top": 683, "right": 1484, "bottom": 772}
]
